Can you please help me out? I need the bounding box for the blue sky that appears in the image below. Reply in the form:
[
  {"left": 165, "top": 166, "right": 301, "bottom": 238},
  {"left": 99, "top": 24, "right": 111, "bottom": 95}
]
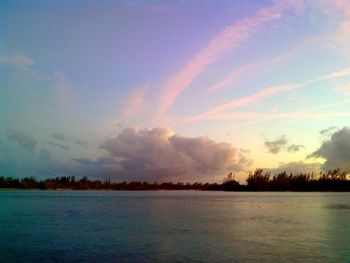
[{"left": 1, "top": 0, "right": 350, "bottom": 182}]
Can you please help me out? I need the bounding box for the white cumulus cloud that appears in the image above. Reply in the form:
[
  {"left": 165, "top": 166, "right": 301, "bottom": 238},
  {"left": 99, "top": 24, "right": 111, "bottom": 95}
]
[{"left": 101, "top": 127, "right": 251, "bottom": 181}]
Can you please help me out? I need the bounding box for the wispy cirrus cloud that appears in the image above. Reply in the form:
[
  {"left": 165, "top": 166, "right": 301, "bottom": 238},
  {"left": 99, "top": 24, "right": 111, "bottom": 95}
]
[
  {"left": 182, "top": 83, "right": 302, "bottom": 124},
  {"left": 7, "top": 128, "right": 37, "bottom": 154},
  {"left": 72, "top": 157, "right": 117, "bottom": 166},
  {"left": 1, "top": 49, "right": 75, "bottom": 108},
  {"left": 203, "top": 0, "right": 350, "bottom": 96},
  {"left": 51, "top": 133, "right": 67, "bottom": 141},
  {"left": 157, "top": 0, "right": 304, "bottom": 116},
  {"left": 121, "top": 84, "right": 149, "bottom": 120},
  {"left": 209, "top": 99, "right": 350, "bottom": 133},
  {"left": 314, "top": 0, "right": 350, "bottom": 56},
  {"left": 182, "top": 66, "right": 350, "bottom": 125},
  {"left": 313, "top": 67, "right": 350, "bottom": 82},
  {"left": 0, "top": 51, "right": 48, "bottom": 82},
  {"left": 46, "top": 141, "right": 70, "bottom": 151},
  {"left": 204, "top": 54, "right": 297, "bottom": 95},
  {"left": 334, "top": 83, "right": 350, "bottom": 96},
  {"left": 177, "top": 109, "right": 350, "bottom": 126},
  {"left": 51, "top": 71, "right": 75, "bottom": 106},
  {"left": 204, "top": 37, "right": 322, "bottom": 94},
  {"left": 0, "top": 52, "right": 34, "bottom": 68},
  {"left": 74, "top": 139, "right": 88, "bottom": 147},
  {"left": 51, "top": 133, "right": 89, "bottom": 148}
]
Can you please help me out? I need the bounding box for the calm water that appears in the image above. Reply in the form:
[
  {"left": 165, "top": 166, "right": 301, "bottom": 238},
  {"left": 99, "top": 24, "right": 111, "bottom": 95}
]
[{"left": 1, "top": 191, "right": 350, "bottom": 263}]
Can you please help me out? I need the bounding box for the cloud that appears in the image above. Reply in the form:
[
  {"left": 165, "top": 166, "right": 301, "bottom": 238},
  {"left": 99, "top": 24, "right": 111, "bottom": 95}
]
[
  {"left": 39, "top": 149, "right": 51, "bottom": 162},
  {"left": 101, "top": 127, "right": 250, "bottom": 181},
  {"left": 213, "top": 99, "right": 350, "bottom": 132},
  {"left": 264, "top": 136, "right": 288, "bottom": 154},
  {"left": 335, "top": 83, "right": 350, "bottom": 97},
  {"left": 185, "top": 66, "right": 350, "bottom": 125},
  {"left": 267, "top": 161, "right": 322, "bottom": 174},
  {"left": 202, "top": 0, "right": 350, "bottom": 95},
  {"left": 51, "top": 133, "right": 67, "bottom": 141},
  {"left": 180, "top": 105, "right": 350, "bottom": 127},
  {"left": 51, "top": 71, "right": 74, "bottom": 106},
  {"left": 311, "top": 127, "right": 350, "bottom": 172},
  {"left": 319, "top": 126, "right": 338, "bottom": 136},
  {"left": 204, "top": 37, "right": 321, "bottom": 94},
  {"left": 121, "top": 84, "right": 149, "bottom": 120},
  {"left": 0, "top": 52, "right": 34, "bottom": 68},
  {"left": 72, "top": 157, "right": 117, "bottom": 166},
  {"left": 204, "top": 83, "right": 302, "bottom": 117},
  {"left": 205, "top": 55, "right": 297, "bottom": 95},
  {"left": 231, "top": 149, "right": 253, "bottom": 171},
  {"left": 157, "top": 0, "right": 304, "bottom": 116},
  {"left": 46, "top": 141, "right": 70, "bottom": 150},
  {"left": 7, "top": 128, "right": 37, "bottom": 154},
  {"left": 316, "top": 0, "right": 350, "bottom": 56},
  {"left": 313, "top": 67, "right": 350, "bottom": 82},
  {"left": 51, "top": 133, "right": 88, "bottom": 147},
  {"left": 287, "top": 144, "right": 305, "bottom": 153},
  {"left": 74, "top": 139, "right": 89, "bottom": 147},
  {"left": 264, "top": 137, "right": 304, "bottom": 155}
]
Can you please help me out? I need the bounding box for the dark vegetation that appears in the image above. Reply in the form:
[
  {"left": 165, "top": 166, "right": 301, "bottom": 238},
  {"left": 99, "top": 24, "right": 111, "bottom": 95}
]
[{"left": 0, "top": 169, "right": 349, "bottom": 191}]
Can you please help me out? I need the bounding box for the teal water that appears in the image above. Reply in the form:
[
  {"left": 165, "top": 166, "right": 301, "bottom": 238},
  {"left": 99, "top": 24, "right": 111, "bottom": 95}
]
[{"left": 1, "top": 191, "right": 350, "bottom": 262}]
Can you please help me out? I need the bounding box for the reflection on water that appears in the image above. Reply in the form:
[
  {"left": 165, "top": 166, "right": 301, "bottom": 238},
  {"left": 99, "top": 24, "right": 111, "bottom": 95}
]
[
  {"left": 325, "top": 204, "right": 350, "bottom": 210},
  {"left": 0, "top": 191, "right": 350, "bottom": 263}
]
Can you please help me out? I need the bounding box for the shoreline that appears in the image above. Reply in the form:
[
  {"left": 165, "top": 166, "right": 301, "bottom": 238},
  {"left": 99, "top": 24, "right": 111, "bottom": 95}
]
[
  {"left": 2, "top": 169, "right": 349, "bottom": 192},
  {"left": 1, "top": 188, "right": 350, "bottom": 192}
]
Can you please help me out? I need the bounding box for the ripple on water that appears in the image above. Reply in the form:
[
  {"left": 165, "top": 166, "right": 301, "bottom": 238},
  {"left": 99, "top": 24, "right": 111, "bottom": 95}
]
[{"left": 325, "top": 204, "right": 350, "bottom": 210}]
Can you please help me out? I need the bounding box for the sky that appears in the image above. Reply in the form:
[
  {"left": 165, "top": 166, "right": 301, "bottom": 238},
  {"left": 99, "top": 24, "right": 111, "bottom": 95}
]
[{"left": 1, "top": 0, "right": 350, "bottom": 183}]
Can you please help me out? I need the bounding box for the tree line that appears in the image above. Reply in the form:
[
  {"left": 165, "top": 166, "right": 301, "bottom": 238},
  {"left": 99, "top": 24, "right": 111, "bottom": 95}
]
[{"left": 0, "top": 169, "right": 349, "bottom": 191}]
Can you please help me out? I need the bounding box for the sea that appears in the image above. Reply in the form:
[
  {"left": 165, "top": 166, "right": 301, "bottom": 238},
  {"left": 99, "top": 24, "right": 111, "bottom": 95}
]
[{"left": 1, "top": 191, "right": 349, "bottom": 262}]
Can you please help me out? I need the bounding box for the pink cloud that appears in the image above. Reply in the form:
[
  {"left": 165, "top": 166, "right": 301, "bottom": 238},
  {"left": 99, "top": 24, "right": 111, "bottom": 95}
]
[
  {"left": 203, "top": 0, "right": 350, "bottom": 96},
  {"left": 157, "top": 0, "right": 304, "bottom": 116},
  {"left": 208, "top": 83, "right": 301, "bottom": 115},
  {"left": 182, "top": 83, "right": 301, "bottom": 124},
  {"left": 209, "top": 99, "right": 350, "bottom": 133},
  {"left": 182, "top": 66, "right": 350, "bottom": 125},
  {"left": 177, "top": 111, "right": 268, "bottom": 124},
  {"left": 315, "top": 0, "right": 350, "bottom": 56},
  {"left": 121, "top": 84, "right": 149, "bottom": 120},
  {"left": 204, "top": 37, "right": 322, "bottom": 94},
  {"left": 180, "top": 108, "right": 350, "bottom": 127},
  {"left": 335, "top": 83, "right": 350, "bottom": 96},
  {"left": 312, "top": 67, "right": 350, "bottom": 82}
]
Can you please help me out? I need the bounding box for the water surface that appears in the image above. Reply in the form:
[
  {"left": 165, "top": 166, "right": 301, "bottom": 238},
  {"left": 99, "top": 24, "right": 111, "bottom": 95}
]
[{"left": 1, "top": 191, "right": 350, "bottom": 262}]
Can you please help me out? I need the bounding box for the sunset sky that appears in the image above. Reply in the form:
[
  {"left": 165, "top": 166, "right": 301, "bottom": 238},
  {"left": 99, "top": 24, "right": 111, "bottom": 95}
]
[{"left": 1, "top": 0, "right": 350, "bottom": 182}]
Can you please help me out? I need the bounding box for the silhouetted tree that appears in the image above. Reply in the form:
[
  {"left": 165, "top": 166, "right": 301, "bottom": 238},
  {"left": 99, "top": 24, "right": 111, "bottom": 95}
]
[
  {"left": 0, "top": 169, "right": 349, "bottom": 191},
  {"left": 246, "top": 169, "right": 270, "bottom": 191},
  {"left": 221, "top": 172, "right": 240, "bottom": 191}
]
